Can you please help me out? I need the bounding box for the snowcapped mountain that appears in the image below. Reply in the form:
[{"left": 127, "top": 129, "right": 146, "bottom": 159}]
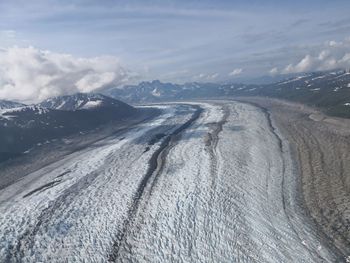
[
  {"left": 0, "top": 94, "right": 144, "bottom": 163},
  {"left": 0, "top": 99, "right": 25, "bottom": 110},
  {"left": 38, "top": 93, "right": 131, "bottom": 111}
]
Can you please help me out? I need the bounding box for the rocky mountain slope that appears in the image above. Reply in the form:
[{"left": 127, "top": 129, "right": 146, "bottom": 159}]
[
  {"left": 0, "top": 99, "right": 25, "bottom": 109},
  {"left": 38, "top": 93, "right": 131, "bottom": 111},
  {"left": 0, "top": 94, "right": 142, "bottom": 163}
]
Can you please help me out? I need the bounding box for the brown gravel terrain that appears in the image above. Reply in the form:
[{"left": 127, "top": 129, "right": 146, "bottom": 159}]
[{"left": 236, "top": 97, "right": 350, "bottom": 257}]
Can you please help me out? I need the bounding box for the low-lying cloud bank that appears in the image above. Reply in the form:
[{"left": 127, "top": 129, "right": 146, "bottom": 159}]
[
  {"left": 272, "top": 38, "right": 350, "bottom": 75},
  {"left": 229, "top": 68, "right": 243, "bottom": 76},
  {"left": 0, "top": 47, "right": 130, "bottom": 103}
]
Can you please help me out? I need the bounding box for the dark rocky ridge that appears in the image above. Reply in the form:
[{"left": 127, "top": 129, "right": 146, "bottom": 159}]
[{"left": 0, "top": 93, "right": 152, "bottom": 163}]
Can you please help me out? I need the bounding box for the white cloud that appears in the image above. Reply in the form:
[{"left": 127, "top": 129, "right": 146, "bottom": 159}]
[
  {"left": 328, "top": 40, "right": 342, "bottom": 47},
  {"left": 0, "top": 30, "right": 16, "bottom": 39},
  {"left": 269, "top": 67, "right": 278, "bottom": 75},
  {"left": 208, "top": 73, "right": 219, "bottom": 79},
  {"left": 194, "top": 72, "right": 219, "bottom": 81},
  {"left": 229, "top": 68, "right": 243, "bottom": 76},
  {"left": 318, "top": 50, "right": 330, "bottom": 60},
  {"left": 282, "top": 38, "right": 350, "bottom": 74},
  {"left": 283, "top": 55, "right": 314, "bottom": 73},
  {"left": 0, "top": 47, "right": 130, "bottom": 103}
]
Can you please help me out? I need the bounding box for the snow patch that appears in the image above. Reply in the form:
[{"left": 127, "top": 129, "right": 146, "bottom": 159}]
[
  {"left": 311, "top": 75, "right": 326, "bottom": 81},
  {"left": 151, "top": 88, "right": 161, "bottom": 97},
  {"left": 277, "top": 76, "right": 308, "bottom": 85},
  {"left": 80, "top": 100, "right": 103, "bottom": 109}
]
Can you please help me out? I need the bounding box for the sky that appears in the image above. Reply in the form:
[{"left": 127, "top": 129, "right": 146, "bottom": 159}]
[{"left": 1, "top": 0, "right": 350, "bottom": 102}]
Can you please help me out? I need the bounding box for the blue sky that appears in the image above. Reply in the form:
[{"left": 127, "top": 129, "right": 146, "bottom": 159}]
[{"left": 1, "top": 0, "right": 350, "bottom": 85}]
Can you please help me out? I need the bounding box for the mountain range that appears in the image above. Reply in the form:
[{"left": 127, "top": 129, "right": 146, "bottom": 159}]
[{"left": 104, "top": 70, "right": 350, "bottom": 117}]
